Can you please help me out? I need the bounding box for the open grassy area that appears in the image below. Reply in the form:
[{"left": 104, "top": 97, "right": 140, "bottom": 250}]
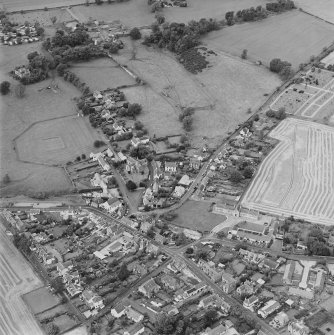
[
  {"left": 295, "top": 0, "right": 334, "bottom": 24},
  {"left": 204, "top": 10, "right": 334, "bottom": 68},
  {"left": 172, "top": 200, "right": 226, "bottom": 232},
  {"left": 23, "top": 287, "right": 59, "bottom": 314},
  {"left": 116, "top": 40, "right": 280, "bottom": 147},
  {"left": 70, "top": 58, "right": 136, "bottom": 91},
  {"left": 0, "top": 43, "right": 104, "bottom": 197}
]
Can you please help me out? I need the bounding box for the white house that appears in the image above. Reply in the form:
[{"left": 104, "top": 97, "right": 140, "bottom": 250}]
[
  {"left": 178, "top": 175, "right": 192, "bottom": 187},
  {"left": 173, "top": 186, "right": 186, "bottom": 198},
  {"left": 100, "top": 198, "right": 122, "bottom": 213},
  {"left": 165, "top": 162, "right": 177, "bottom": 173},
  {"left": 258, "top": 300, "right": 280, "bottom": 319}
]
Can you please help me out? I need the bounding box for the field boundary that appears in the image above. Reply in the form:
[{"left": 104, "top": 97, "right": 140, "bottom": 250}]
[{"left": 298, "top": 8, "right": 334, "bottom": 27}]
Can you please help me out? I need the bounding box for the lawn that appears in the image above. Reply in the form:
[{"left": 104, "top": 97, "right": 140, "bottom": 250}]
[
  {"left": 52, "top": 314, "right": 78, "bottom": 332},
  {"left": 70, "top": 58, "right": 136, "bottom": 91},
  {"left": 204, "top": 10, "right": 334, "bottom": 68},
  {"left": 23, "top": 287, "right": 59, "bottom": 314},
  {"left": 172, "top": 200, "right": 226, "bottom": 232}
]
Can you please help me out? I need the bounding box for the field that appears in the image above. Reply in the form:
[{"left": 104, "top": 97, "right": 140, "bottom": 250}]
[
  {"left": 1, "top": 0, "right": 86, "bottom": 12},
  {"left": 172, "top": 200, "right": 226, "bottom": 232},
  {"left": 8, "top": 8, "right": 73, "bottom": 26},
  {"left": 115, "top": 41, "right": 280, "bottom": 146},
  {"left": 70, "top": 58, "right": 136, "bottom": 91},
  {"left": 0, "top": 216, "right": 43, "bottom": 335},
  {"left": 270, "top": 69, "right": 334, "bottom": 124},
  {"left": 23, "top": 287, "right": 59, "bottom": 314},
  {"left": 16, "top": 115, "right": 102, "bottom": 165},
  {"left": 242, "top": 118, "right": 334, "bottom": 225},
  {"left": 204, "top": 11, "right": 334, "bottom": 68},
  {"left": 0, "top": 42, "right": 105, "bottom": 197},
  {"left": 295, "top": 0, "right": 334, "bottom": 24}
]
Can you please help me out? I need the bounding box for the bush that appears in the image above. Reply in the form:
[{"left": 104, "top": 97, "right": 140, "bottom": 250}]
[
  {"left": 129, "top": 27, "right": 141, "bottom": 40},
  {"left": 126, "top": 180, "right": 137, "bottom": 190},
  {"left": 0, "top": 81, "right": 10, "bottom": 95},
  {"left": 94, "top": 140, "right": 106, "bottom": 148},
  {"left": 229, "top": 169, "right": 243, "bottom": 183}
]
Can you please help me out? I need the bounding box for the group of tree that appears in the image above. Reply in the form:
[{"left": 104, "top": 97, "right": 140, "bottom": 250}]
[
  {"left": 225, "top": 5, "right": 267, "bottom": 25},
  {"left": 130, "top": 145, "right": 153, "bottom": 160},
  {"left": 119, "top": 102, "right": 142, "bottom": 118},
  {"left": 126, "top": 180, "right": 137, "bottom": 191},
  {"left": 179, "top": 107, "right": 194, "bottom": 131},
  {"left": 307, "top": 228, "right": 331, "bottom": 256},
  {"left": 13, "top": 234, "right": 31, "bottom": 254},
  {"left": 129, "top": 27, "right": 142, "bottom": 40},
  {"left": 269, "top": 58, "right": 294, "bottom": 80},
  {"left": 266, "top": 0, "right": 295, "bottom": 12},
  {"left": 61, "top": 69, "right": 90, "bottom": 95},
  {"left": 266, "top": 107, "right": 286, "bottom": 120},
  {"left": 153, "top": 312, "right": 188, "bottom": 335},
  {"left": 144, "top": 18, "right": 220, "bottom": 55},
  {"left": 118, "top": 263, "right": 130, "bottom": 280},
  {"left": 0, "top": 81, "right": 10, "bottom": 95}
]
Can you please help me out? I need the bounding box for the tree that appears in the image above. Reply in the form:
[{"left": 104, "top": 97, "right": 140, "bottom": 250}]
[
  {"left": 134, "top": 120, "right": 144, "bottom": 130},
  {"left": 155, "top": 13, "right": 165, "bottom": 24},
  {"left": 94, "top": 140, "right": 106, "bottom": 148},
  {"left": 182, "top": 116, "right": 193, "bottom": 131},
  {"left": 2, "top": 174, "right": 10, "bottom": 184},
  {"left": 50, "top": 16, "right": 57, "bottom": 25},
  {"left": 15, "top": 83, "right": 26, "bottom": 98},
  {"left": 36, "top": 26, "right": 45, "bottom": 36},
  {"left": 126, "top": 180, "right": 137, "bottom": 191},
  {"left": 0, "top": 81, "right": 10, "bottom": 95},
  {"left": 153, "top": 313, "right": 177, "bottom": 334},
  {"left": 129, "top": 27, "right": 141, "bottom": 40},
  {"left": 243, "top": 166, "right": 253, "bottom": 178},
  {"left": 204, "top": 309, "right": 218, "bottom": 327},
  {"left": 217, "top": 231, "right": 226, "bottom": 239},
  {"left": 50, "top": 277, "right": 65, "bottom": 294},
  {"left": 241, "top": 49, "right": 248, "bottom": 59},
  {"left": 56, "top": 63, "right": 67, "bottom": 76},
  {"left": 127, "top": 103, "right": 142, "bottom": 117},
  {"left": 118, "top": 263, "right": 130, "bottom": 281},
  {"left": 175, "top": 232, "right": 187, "bottom": 246},
  {"left": 229, "top": 169, "right": 243, "bottom": 183},
  {"left": 47, "top": 323, "right": 59, "bottom": 335}
]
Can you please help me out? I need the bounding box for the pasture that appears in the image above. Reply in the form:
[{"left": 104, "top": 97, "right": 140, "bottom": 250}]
[
  {"left": 0, "top": 217, "right": 43, "bottom": 335},
  {"left": 172, "top": 200, "right": 226, "bottom": 232},
  {"left": 16, "top": 116, "right": 103, "bottom": 165},
  {"left": 116, "top": 41, "right": 280, "bottom": 147},
  {"left": 70, "top": 58, "right": 136, "bottom": 91},
  {"left": 204, "top": 11, "right": 334, "bottom": 68},
  {"left": 242, "top": 118, "right": 334, "bottom": 225}
]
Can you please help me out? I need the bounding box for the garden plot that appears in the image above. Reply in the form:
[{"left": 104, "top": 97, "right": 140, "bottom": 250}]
[
  {"left": 23, "top": 287, "right": 59, "bottom": 314},
  {"left": 242, "top": 118, "right": 334, "bottom": 225},
  {"left": 271, "top": 69, "right": 334, "bottom": 120},
  {"left": 203, "top": 11, "right": 334, "bottom": 68}
]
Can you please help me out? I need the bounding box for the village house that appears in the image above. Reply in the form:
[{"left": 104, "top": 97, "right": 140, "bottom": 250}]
[
  {"left": 128, "top": 262, "right": 147, "bottom": 277},
  {"left": 239, "top": 249, "right": 265, "bottom": 264},
  {"left": 152, "top": 160, "right": 163, "bottom": 179},
  {"left": 57, "top": 261, "right": 74, "bottom": 276},
  {"left": 178, "top": 175, "right": 192, "bottom": 187},
  {"left": 183, "top": 228, "right": 202, "bottom": 240},
  {"left": 228, "top": 221, "right": 272, "bottom": 246},
  {"left": 269, "top": 311, "right": 289, "bottom": 329},
  {"left": 140, "top": 221, "right": 152, "bottom": 234},
  {"left": 82, "top": 290, "right": 104, "bottom": 310},
  {"left": 123, "top": 324, "right": 145, "bottom": 335},
  {"left": 283, "top": 260, "right": 296, "bottom": 285},
  {"left": 183, "top": 283, "right": 207, "bottom": 300},
  {"left": 198, "top": 259, "right": 223, "bottom": 283},
  {"left": 66, "top": 283, "right": 83, "bottom": 297},
  {"left": 198, "top": 294, "right": 222, "bottom": 309},
  {"left": 154, "top": 233, "right": 166, "bottom": 244},
  {"left": 165, "top": 162, "right": 177, "bottom": 173},
  {"left": 146, "top": 242, "right": 159, "bottom": 256},
  {"left": 125, "top": 307, "right": 144, "bottom": 322},
  {"left": 221, "top": 272, "right": 237, "bottom": 294},
  {"left": 243, "top": 295, "right": 259, "bottom": 312},
  {"left": 189, "top": 158, "right": 201, "bottom": 170},
  {"left": 173, "top": 186, "right": 186, "bottom": 198},
  {"left": 288, "top": 320, "right": 310, "bottom": 335},
  {"left": 100, "top": 198, "right": 122, "bottom": 214},
  {"left": 237, "top": 280, "right": 255, "bottom": 296},
  {"left": 258, "top": 300, "right": 280, "bottom": 319},
  {"left": 160, "top": 274, "right": 179, "bottom": 290},
  {"left": 138, "top": 278, "right": 160, "bottom": 298},
  {"left": 97, "top": 155, "right": 111, "bottom": 171},
  {"left": 111, "top": 301, "right": 130, "bottom": 318}
]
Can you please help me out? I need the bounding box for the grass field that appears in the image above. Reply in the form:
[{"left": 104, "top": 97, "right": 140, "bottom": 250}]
[
  {"left": 16, "top": 115, "right": 102, "bottom": 165},
  {"left": 204, "top": 11, "right": 334, "bottom": 68},
  {"left": 0, "top": 216, "right": 43, "bottom": 335},
  {"left": 70, "top": 58, "right": 136, "bottom": 91},
  {"left": 172, "top": 200, "right": 226, "bottom": 232},
  {"left": 295, "top": 0, "right": 334, "bottom": 24},
  {"left": 23, "top": 287, "right": 59, "bottom": 314},
  {"left": 242, "top": 118, "right": 334, "bottom": 225},
  {"left": 115, "top": 41, "right": 280, "bottom": 147},
  {"left": 8, "top": 8, "right": 73, "bottom": 26},
  {"left": 0, "top": 42, "right": 104, "bottom": 197}
]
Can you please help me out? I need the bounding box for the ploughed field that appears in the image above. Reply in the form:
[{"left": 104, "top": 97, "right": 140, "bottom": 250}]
[{"left": 242, "top": 118, "right": 334, "bottom": 225}]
